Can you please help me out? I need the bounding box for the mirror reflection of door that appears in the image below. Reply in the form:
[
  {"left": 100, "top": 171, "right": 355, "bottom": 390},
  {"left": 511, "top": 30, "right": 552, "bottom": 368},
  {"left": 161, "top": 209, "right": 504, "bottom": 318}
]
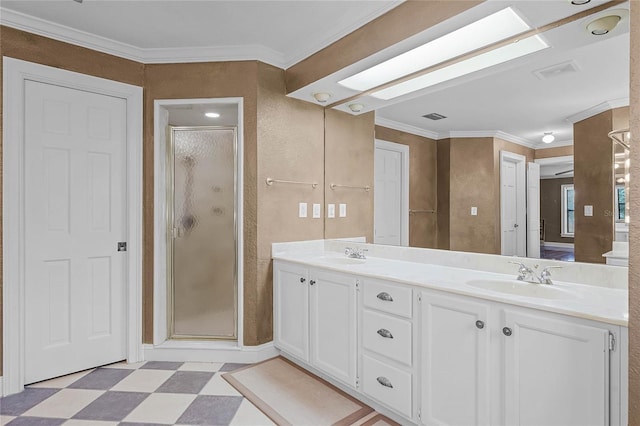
[
  {"left": 374, "top": 140, "right": 409, "bottom": 246},
  {"left": 168, "top": 126, "right": 238, "bottom": 340}
]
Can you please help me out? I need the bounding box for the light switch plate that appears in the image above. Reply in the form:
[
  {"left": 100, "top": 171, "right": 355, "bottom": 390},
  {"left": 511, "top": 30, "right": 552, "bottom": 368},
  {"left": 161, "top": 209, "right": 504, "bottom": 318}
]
[
  {"left": 327, "top": 204, "right": 336, "bottom": 218},
  {"left": 313, "top": 203, "right": 321, "bottom": 218},
  {"left": 339, "top": 203, "right": 347, "bottom": 217},
  {"left": 298, "top": 202, "right": 308, "bottom": 218},
  {"left": 471, "top": 206, "right": 478, "bottom": 216},
  {"left": 584, "top": 205, "right": 593, "bottom": 216}
]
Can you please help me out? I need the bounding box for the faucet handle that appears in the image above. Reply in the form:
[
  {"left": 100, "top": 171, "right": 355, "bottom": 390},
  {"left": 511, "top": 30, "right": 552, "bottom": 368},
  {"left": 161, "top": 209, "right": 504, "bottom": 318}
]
[{"left": 540, "top": 266, "right": 561, "bottom": 284}]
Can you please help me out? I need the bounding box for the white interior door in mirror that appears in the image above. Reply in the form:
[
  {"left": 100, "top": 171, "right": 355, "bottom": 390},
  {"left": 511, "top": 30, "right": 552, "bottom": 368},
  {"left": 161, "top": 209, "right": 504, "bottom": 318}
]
[
  {"left": 374, "top": 140, "right": 408, "bottom": 246},
  {"left": 24, "top": 81, "right": 127, "bottom": 384},
  {"left": 500, "top": 151, "right": 526, "bottom": 256},
  {"left": 527, "top": 162, "right": 541, "bottom": 258}
]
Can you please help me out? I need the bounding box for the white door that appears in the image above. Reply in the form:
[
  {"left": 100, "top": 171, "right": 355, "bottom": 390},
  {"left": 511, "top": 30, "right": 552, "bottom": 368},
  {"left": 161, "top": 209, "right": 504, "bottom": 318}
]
[
  {"left": 502, "top": 309, "right": 609, "bottom": 426},
  {"left": 500, "top": 152, "right": 526, "bottom": 256},
  {"left": 24, "top": 81, "right": 127, "bottom": 384},
  {"left": 374, "top": 141, "right": 408, "bottom": 246},
  {"left": 309, "top": 270, "right": 357, "bottom": 387},
  {"left": 527, "top": 162, "right": 541, "bottom": 258},
  {"left": 273, "top": 261, "right": 309, "bottom": 362},
  {"left": 420, "top": 291, "right": 491, "bottom": 426}
]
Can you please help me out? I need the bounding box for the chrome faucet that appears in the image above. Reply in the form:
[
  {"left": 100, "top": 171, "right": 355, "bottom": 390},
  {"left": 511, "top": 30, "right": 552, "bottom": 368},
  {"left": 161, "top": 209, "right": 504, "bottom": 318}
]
[
  {"left": 509, "top": 261, "right": 562, "bottom": 285},
  {"left": 345, "top": 247, "right": 367, "bottom": 259}
]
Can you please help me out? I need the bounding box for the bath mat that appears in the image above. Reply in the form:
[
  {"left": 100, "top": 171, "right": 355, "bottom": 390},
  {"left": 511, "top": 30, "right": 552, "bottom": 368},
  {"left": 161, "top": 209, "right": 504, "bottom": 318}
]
[{"left": 222, "top": 356, "right": 374, "bottom": 426}]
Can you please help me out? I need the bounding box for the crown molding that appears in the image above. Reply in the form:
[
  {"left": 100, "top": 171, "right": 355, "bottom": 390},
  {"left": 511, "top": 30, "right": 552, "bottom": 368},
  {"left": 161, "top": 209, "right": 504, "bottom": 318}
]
[
  {"left": 444, "top": 130, "right": 538, "bottom": 149},
  {"left": 536, "top": 139, "right": 574, "bottom": 149},
  {"left": 281, "top": 1, "right": 403, "bottom": 69},
  {"left": 565, "top": 97, "right": 630, "bottom": 124},
  {"left": 0, "top": 7, "right": 286, "bottom": 67},
  {"left": 374, "top": 117, "right": 440, "bottom": 140}
]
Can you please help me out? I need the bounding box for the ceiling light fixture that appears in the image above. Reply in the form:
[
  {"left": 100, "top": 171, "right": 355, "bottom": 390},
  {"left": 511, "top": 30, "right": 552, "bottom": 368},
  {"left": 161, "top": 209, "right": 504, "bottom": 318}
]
[
  {"left": 348, "top": 103, "right": 364, "bottom": 113},
  {"left": 371, "top": 35, "right": 548, "bottom": 100},
  {"left": 205, "top": 112, "right": 220, "bottom": 118},
  {"left": 338, "top": 8, "right": 531, "bottom": 92},
  {"left": 542, "top": 132, "right": 555, "bottom": 144},
  {"left": 586, "top": 15, "right": 621, "bottom": 35},
  {"left": 570, "top": 0, "right": 591, "bottom": 5},
  {"left": 313, "top": 92, "right": 331, "bottom": 103}
]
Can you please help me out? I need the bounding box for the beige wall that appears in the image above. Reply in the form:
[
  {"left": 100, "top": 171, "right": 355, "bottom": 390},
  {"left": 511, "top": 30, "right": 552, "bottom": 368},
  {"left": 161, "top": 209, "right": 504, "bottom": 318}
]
[
  {"left": 375, "top": 125, "right": 437, "bottom": 248},
  {"left": 628, "top": 1, "right": 639, "bottom": 421},
  {"left": 256, "top": 62, "right": 325, "bottom": 344},
  {"left": 540, "top": 178, "right": 574, "bottom": 244},
  {"left": 535, "top": 145, "right": 574, "bottom": 160},
  {"left": 436, "top": 139, "right": 451, "bottom": 250},
  {"left": 572, "top": 108, "right": 629, "bottom": 264},
  {"left": 324, "top": 110, "right": 375, "bottom": 241}
]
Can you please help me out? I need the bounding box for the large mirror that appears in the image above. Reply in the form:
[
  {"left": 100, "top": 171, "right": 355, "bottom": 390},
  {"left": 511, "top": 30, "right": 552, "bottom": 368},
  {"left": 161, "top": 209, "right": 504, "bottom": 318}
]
[{"left": 354, "top": 1, "right": 630, "bottom": 265}]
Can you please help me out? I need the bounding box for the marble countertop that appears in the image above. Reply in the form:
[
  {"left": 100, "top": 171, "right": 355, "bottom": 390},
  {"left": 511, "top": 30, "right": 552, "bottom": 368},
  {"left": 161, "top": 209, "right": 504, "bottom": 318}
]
[{"left": 273, "top": 249, "right": 628, "bottom": 327}]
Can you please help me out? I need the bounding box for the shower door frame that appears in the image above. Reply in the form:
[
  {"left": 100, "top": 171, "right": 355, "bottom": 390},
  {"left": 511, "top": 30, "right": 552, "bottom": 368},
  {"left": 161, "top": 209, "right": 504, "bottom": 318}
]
[
  {"left": 167, "top": 125, "right": 239, "bottom": 341},
  {"left": 153, "top": 98, "right": 244, "bottom": 347}
]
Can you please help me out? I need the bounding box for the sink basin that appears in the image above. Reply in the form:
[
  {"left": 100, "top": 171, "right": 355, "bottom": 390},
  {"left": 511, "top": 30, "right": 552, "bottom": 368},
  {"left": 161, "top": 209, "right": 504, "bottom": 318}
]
[
  {"left": 466, "top": 279, "right": 574, "bottom": 300},
  {"left": 317, "top": 256, "right": 366, "bottom": 265}
]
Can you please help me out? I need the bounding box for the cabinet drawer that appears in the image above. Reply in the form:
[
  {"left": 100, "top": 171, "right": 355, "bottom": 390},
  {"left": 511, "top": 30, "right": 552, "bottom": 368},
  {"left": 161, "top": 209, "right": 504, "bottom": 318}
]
[
  {"left": 362, "top": 354, "right": 412, "bottom": 418},
  {"left": 363, "top": 280, "right": 412, "bottom": 318},
  {"left": 363, "top": 310, "right": 412, "bottom": 366}
]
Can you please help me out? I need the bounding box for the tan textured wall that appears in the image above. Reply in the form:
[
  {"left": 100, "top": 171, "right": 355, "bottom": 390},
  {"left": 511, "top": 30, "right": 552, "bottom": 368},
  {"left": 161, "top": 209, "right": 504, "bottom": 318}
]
[
  {"left": 540, "top": 178, "right": 575, "bottom": 244},
  {"left": 436, "top": 139, "right": 451, "bottom": 250},
  {"left": 449, "top": 138, "right": 497, "bottom": 254},
  {"left": 0, "top": 25, "right": 145, "bottom": 377},
  {"left": 255, "top": 62, "right": 325, "bottom": 344},
  {"left": 285, "top": 1, "right": 483, "bottom": 93},
  {"left": 145, "top": 62, "right": 261, "bottom": 345},
  {"left": 628, "top": 1, "right": 639, "bottom": 421},
  {"left": 324, "top": 110, "right": 375, "bottom": 241},
  {"left": 374, "top": 125, "right": 437, "bottom": 248},
  {"left": 573, "top": 110, "right": 619, "bottom": 264},
  {"left": 535, "top": 145, "right": 574, "bottom": 160}
]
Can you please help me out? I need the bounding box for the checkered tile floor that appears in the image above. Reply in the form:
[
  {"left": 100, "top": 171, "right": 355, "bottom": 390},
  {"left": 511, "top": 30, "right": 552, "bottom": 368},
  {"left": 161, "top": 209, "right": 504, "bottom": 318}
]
[{"left": 0, "top": 361, "right": 276, "bottom": 426}]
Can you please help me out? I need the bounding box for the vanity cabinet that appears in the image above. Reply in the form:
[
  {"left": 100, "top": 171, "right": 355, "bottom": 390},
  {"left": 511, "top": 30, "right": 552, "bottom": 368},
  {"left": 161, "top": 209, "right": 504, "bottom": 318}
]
[
  {"left": 420, "top": 289, "right": 615, "bottom": 426},
  {"left": 273, "top": 260, "right": 357, "bottom": 388}
]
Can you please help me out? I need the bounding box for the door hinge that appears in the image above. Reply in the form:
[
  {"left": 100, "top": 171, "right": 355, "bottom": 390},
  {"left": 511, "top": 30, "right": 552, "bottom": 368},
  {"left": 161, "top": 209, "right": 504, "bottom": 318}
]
[
  {"left": 418, "top": 409, "right": 422, "bottom": 421},
  {"left": 418, "top": 293, "right": 422, "bottom": 302},
  {"left": 609, "top": 332, "right": 616, "bottom": 351},
  {"left": 356, "top": 279, "right": 360, "bottom": 289},
  {"left": 356, "top": 377, "right": 360, "bottom": 389}
]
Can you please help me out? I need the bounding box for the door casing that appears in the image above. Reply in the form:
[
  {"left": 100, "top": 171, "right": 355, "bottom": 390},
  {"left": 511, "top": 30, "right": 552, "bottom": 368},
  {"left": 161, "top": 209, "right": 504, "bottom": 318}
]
[{"left": 2, "top": 57, "right": 143, "bottom": 396}]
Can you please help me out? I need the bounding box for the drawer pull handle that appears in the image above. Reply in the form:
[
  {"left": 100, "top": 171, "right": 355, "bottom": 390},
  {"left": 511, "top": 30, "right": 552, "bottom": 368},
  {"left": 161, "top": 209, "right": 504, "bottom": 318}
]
[
  {"left": 376, "top": 328, "right": 394, "bottom": 339},
  {"left": 376, "top": 292, "right": 394, "bottom": 302},
  {"left": 376, "top": 376, "right": 393, "bottom": 388},
  {"left": 503, "top": 327, "right": 513, "bottom": 337},
  {"left": 300, "top": 278, "right": 306, "bottom": 283}
]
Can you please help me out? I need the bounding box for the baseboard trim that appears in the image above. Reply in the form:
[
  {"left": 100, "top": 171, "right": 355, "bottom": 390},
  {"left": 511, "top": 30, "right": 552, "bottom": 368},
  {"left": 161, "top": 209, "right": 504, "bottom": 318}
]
[
  {"left": 542, "top": 242, "right": 574, "bottom": 251},
  {"left": 143, "top": 341, "right": 279, "bottom": 363}
]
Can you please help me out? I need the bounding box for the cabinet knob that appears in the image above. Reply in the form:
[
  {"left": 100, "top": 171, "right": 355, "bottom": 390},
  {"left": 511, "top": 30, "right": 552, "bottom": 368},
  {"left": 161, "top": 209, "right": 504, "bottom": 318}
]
[
  {"left": 310, "top": 280, "right": 316, "bottom": 286},
  {"left": 376, "top": 292, "right": 394, "bottom": 302},
  {"left": 376, "top": 376, "right": 393, "bottom": 388},
  {"left": 300, "top": 277, "right": 306, "bottom": 283},
  {"left": 475, "top": 320, "right": 485, "bottom": 329},
  {"left": 503, "top": 327, "right": 513, "bottom": 336},
  {"left": 376, "top": 328, "right": 394, "bottom": 339}
]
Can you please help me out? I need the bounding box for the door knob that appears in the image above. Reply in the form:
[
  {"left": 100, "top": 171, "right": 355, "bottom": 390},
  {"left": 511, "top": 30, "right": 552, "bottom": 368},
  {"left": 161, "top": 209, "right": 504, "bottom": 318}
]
[
  {"left": 514, "top": 224, "right": 519, "bottom": 228},
  {"left": 503, "top": 327, "right": 513, "bottom": 336},
  {"left": 475, "top": 320, "right": 485, "bottom": 329},
  {"left": 300, "top": 277, "right": 306, "bottom": 283},
  {"left": 310, "top": 280, "right": 316, "bottom": 286}
]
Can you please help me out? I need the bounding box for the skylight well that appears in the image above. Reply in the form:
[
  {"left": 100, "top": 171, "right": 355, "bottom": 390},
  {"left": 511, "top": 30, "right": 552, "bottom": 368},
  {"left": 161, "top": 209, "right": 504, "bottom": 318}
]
[{"left": 338, "top": 7, "right": 537, "bottom": 96}]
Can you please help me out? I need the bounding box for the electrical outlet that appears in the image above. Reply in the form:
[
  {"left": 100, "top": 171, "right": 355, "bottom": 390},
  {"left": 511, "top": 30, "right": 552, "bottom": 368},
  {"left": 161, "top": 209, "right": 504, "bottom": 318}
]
[
  {"left": 584, "top": 205, "right": 593, "bottom": 217},
  {"left": 298, "top": 202, "right": 308, "bottom": 218},
  {"left": 313, "top": 204, "right": 321, "bottom": 218},
  {"left": 339, "top": 203, "right": 347, "bottom": 217},
  {"left": 471, "top": 206, "right": 478, "bottom": 216}
]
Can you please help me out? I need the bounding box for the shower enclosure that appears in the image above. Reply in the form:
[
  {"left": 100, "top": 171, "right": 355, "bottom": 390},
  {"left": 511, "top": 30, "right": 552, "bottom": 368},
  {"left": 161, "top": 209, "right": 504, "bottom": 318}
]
[{"left": 167, "top": 126, "right": 238, "bottom": 340}]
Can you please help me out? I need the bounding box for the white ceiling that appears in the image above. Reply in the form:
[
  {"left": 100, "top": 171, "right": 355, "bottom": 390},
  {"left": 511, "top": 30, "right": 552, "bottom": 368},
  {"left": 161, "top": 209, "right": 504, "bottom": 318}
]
[{"left": 0, "top": 0, "right": 630, "bottom": 149}]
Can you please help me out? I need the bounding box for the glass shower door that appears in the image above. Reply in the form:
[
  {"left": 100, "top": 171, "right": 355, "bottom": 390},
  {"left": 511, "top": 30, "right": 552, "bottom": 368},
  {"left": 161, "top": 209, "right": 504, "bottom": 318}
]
[{"left": 169, "top": 126, "right": 237, "bottom": 340}]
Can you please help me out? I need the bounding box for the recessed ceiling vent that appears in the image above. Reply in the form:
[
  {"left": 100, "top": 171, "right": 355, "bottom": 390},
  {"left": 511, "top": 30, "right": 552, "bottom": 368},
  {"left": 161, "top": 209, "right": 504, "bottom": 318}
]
[
  {"left": 422, "top": 112, "right": 447, "bottom": 120},
  {"left": 533, "top": 60, "right": 580, "bottom": 80}
]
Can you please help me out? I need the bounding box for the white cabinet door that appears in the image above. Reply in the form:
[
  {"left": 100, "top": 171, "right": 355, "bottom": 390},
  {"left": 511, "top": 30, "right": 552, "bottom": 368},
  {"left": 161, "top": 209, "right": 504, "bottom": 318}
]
[
  {"left": 420, "top": 291, "right": 491, "bottom": 426},
  {"left": 502, "top": 309, "right": 610, "bottom": 426},
  {"left": 310, "top": 269, "right": 357, "bottom": 387},
  {"left": 273, "top": 261, "right": 309, "bottom": 362}
]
